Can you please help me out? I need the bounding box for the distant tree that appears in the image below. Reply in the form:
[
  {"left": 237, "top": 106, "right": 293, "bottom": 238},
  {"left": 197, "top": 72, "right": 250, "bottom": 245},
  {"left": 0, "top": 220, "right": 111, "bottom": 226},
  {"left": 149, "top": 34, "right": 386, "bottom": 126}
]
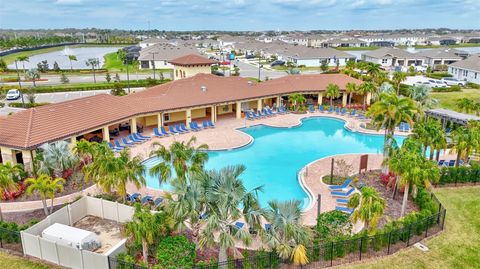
[
  {"left": 26, "top": 68, "right": 40, "bottom": 87},
  {"left": 60, "top": 72, "right": 69, "bottom": 84},
  {"left": 114, "top": 72, "right": 121, "bottom": 82},
  {"left": 345, "top": 59, "right": 356, "bottom": 71},
  {"left": 17, "top": 56, "right": 29, "bottom": 74},
  {"left": 37, "top": 60, "right": 49, "bottom": 72},
  {"left": 53, "top": 61, "right": 61, "bottom": 72},
  {"left": 407, "top": 65, "right": 416, "bottom": 75},
  {"left": 392, "top": 71, "right": 407, "bottom": 95},
  {"left": 85, "top": 58, "right": 100, "bottom": 83},
  {"left": 325, "top": 83, "right": 340, "bottom": 107},
  {"left": 110, "top": 82, "right": 126, "bottom": 96},
  {"left": 67, "top": 55, "right": 77, "bottom": 71},
  {"left": 0, "top": 58, "right": 7, "bottom": 71},
  {"left": 345, "top": 82, "right": 357, "bottom": 106},
  {"left": 320, "top": 60, "right": 329, "bottom": 72},
  {"left": 105, "top": 72, "right": 112, "bottom": 83}
]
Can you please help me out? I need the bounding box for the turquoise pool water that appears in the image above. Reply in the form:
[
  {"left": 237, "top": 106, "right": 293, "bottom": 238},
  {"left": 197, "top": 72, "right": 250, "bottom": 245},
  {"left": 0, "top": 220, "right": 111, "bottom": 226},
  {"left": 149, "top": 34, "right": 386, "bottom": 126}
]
[{"left": 143, "top": 117, "right": 404, "bottom": 208}]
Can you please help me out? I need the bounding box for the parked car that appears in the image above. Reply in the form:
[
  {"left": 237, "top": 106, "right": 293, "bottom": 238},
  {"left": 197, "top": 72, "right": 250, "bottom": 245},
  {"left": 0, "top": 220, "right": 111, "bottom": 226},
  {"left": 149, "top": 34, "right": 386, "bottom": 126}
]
[
  {"left": 427, "top": 79, "right": 448, "bottom": 88},
  {"left": 245, "top": 54, "right": 255, "bottom": 59},
  {"left": 270, "top": 60, "right": 285, "bottom": 67},
  {"left": 6, "top": 89, "right": 21, "bottom": 100},
  {"left": 441, "top": 77, "right": 465, "bottom": 86},
  {"left": 212, "top": 71, "right": 225, "bottom": 76}
]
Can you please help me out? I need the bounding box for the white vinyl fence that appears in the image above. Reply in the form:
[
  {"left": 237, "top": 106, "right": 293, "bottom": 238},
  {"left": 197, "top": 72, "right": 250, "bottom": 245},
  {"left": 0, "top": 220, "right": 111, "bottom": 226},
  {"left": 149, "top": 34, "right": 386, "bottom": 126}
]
[{"left": 21, "top": 196, "right": 134, "bottom": 269}]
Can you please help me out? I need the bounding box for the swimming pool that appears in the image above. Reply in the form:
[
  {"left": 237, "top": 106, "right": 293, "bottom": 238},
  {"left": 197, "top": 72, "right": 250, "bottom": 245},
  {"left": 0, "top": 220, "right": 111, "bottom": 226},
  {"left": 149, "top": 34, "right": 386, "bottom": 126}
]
[{"left": 143, "top": 117, "right": 404, "bottom": 208}]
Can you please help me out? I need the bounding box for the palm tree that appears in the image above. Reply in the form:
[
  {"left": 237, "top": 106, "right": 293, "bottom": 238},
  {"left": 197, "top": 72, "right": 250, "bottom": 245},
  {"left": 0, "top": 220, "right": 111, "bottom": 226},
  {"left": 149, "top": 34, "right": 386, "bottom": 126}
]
[
  {"left": 374, "top": 71, "right": 389, "bottom": 88},
  {"left": 456, "top": 98, "right": 474, "bottom": 114},
  {"left": 410, "top": 84, "right": 437, "bottom": 109},
  {"left": 125, "top": 204, "right": 173, "bottom": 263},
  {"left": 73, "top": 140, "right": 97, "bottom": 164},
  {"left": 262, "top": 200, "right": 311, "bottom": 265},
  {"left": 347, "top": 186, "right": 385, "bottom": 232},
  {"left": 345, "top": 59, "right": 356, "bottom": 71},
  {"left": 325, "top": 83, "right": 340, "bottom": 107},
  {"left": 37, "top": 141, "right": 79, "bottom": 178},
  {"left": 367, "top": 93, "right": 418, "bottom": 172},
  {"left": 85, "top": 58, "right": 100, "bottom": 83},
  {"left": 365, "top": 63, "right": 381, "bottom": 81},
  {"left": 287, "top": 93, "right": 306, "bottom": 111},
  {"left": 0, "top": 162, "right": 23, "bottom": 220},
  {"left": 198, "top": 165, "right": 264, "bottom": 267},
  {"left": 26, "top": 68, "right": 40, "bottom": 87},
  {"left": 392, "top": 71, "right": 407, "bottom": 95},
  {"left": 25, "top": 174, "right": 65, "bottom": 216},
  {"left": 149, "top": 137, "right": 208, "bottom": 185},
  {"left": 412, "top": 118, "right": 444, "bottom": 159},
  {"left": 345, "top": 82, "right": 357, "bottom": 107},
  {"left": 17, "top": 56, "right": 29, "bottom": 75},
  {"left": 451, "top": 121, "right": 480, "bottom": 167},
  {"left": 83, "top": 149, "right": 118, "bottom": 193},
  {"left": 67, "top": 55, "right": 77, "bottom": 71},
  {"left": 116, "top": 150, "right": 146, "bottom": 203},
  {"left": 357, "top": 82, "right": 375, "bottom": 110}
]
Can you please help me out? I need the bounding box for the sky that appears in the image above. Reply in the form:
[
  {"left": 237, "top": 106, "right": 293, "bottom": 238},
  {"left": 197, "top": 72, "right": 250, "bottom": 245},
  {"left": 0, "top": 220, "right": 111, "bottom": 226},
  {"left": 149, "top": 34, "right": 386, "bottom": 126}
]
[{"left": 0, "top": 0, "right": 479, "bottom": 30}]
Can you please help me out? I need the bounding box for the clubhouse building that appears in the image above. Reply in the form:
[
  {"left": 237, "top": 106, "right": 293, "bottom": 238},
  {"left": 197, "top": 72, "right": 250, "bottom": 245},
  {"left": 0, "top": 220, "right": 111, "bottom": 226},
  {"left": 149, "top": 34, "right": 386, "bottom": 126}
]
[{"left": 0, "top": 54, "right": 364, "bottom": 170}]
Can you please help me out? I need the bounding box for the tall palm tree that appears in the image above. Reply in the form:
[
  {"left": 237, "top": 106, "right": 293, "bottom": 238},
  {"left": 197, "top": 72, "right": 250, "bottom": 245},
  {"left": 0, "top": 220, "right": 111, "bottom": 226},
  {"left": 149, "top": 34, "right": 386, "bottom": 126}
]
[
  {"left": 392, "top": 71, "right": 407, "bottom": 95},
  {"left": 17, "top": 56, "right": 29, "bottom": 75},
  {"left": 83, "top": 149, "right": 118, "bottom": 193},
  {"left": 367, "top": 93, "right": 418, "bottom": 172},
  {"left": 374, "top": 71, "right": 389, "bottom": 88},
  {"left": 262, "top": 200, "right": 311, "bottom": 265},
  {"left": 410, "top": 84, "right": 437, "bottom": 109},
  {"left": 85, "top": 58, "right": 100, "bottom": 83},
  {"left": 451, "top": 121, "right": 480, "bottom": 167},
  {"left": 345, "top": 82, "right": 357, "bottom": 107},
  {"left": 25, "top": 174, "right": 65, "bottom": 216},
  {"left": 198, "top": 165, "right": 264, "bottom": 267},
  {"left": 26, "top": 68, "right": 40, "bottom": 87},
  {"left": 347, "top": 186, "right": 385, "bottom": 232},
  {"left": 357, "top": 82, "right": 375, "bottom": 110},
  {"left": 0, "top": 162, "right": 23, "bottom": 220},
  {"left": 456, "top": 98, "right": 474, "bottom": 114},
  {"left": 116, "top": 150, "right": 146, "bottom": 202},
  {"left": 125, "top": 204, "right": 173, "bottom": 263},
  {"left": 325, "top": 83, "right": 340, "bottom": 107},
  {"left": 287, "top": 93, "right": 306, "bottom": 111},
  {"left": 365, "top": 63, "right": 381, "bottom": 81},
  {"left": 345, "top": 60, "right": 356, "bottom": 71},
  {"left": 67, "top": 55, "right": 77, "bottom": 71},
  {"left": 37, "top": 141, "right": 79, "bottom": 178},
  {"left": 149, "top": 137, "right": 208, "bottom": 185},
  {"left": 73, "top": 140, "right": 97, "bottom": 164}
]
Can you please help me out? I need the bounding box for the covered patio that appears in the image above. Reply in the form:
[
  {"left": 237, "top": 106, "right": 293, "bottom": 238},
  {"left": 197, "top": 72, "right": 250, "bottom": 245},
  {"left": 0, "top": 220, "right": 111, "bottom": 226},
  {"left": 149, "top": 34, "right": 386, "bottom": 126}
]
[{"left": 425, "top": 108, "right": 480, "bottom": 127}]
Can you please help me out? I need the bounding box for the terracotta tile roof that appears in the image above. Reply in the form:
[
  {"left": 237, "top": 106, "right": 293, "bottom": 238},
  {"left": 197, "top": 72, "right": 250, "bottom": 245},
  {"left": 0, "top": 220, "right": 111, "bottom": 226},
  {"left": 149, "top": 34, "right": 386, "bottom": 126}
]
[
  {"left": 0, "top": 74, "right": 361, "bottom": 150},
  {"left": 168, "top": 54, "right": 217, "bottom": 66}
]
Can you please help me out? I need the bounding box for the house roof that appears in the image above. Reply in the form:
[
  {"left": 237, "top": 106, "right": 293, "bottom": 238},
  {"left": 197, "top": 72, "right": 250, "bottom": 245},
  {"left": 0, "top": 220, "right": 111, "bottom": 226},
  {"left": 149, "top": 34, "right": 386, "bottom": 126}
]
[
  {"left": 416, "top": 47, "right": 463, "bottom": 60},
  {"left": 169, "top": 54, "right": 217, "bottom": 66},
  {"left": 448, "top": 54, "right": 480, "bottom": 72},
  {"left": 362, "top": 47, "right": 418, "bottom": 59},
  {"left": 0, "top": 73, "right": 361, "bottom": 150},
  {"left": 137, "top": 44, "right": 199, "bottom": 61}
]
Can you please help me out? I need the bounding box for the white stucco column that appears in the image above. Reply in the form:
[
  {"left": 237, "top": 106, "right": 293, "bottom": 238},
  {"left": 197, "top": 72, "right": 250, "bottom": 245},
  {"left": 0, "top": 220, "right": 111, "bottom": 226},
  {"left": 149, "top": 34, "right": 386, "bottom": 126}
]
[
  {"left": 276, "top": 96, "right": 281, "bottom": 107},
  {"left": 236, "top": 102, "right": 242, "bottom": 119},
  {"left": 68, "top": 136, "right": 76, "bottom": 150},
  {"left": 211, "top": 106, "right": 216, "bottom": 122},
  {"left": 157, "top": 113, "right": 163, "bottom": 128},
  {"left": 257, "top": 99, "right": 262, "bottom": 111},
  {"left": 0, "top": 147, "right": 14, "bottom": 165},
  {"left": 366, "top": 93, "right": 372, "bottom": 105},
  {"left": 186, "top": 109, "right": 192, "bottom": 124},
  {"left": 318, "top": 93, "right": 323, "bottom": 105},
  {"left": 130, "top": 118, "right": 137, "bottom": 133},
  {"left": 342, "top": 92, "right": 348, "bottom": 106},
  {"left": 102, "top": 126, "right": 110, "bottom": 142},
  {"left": 21, "top": 150, "right": 33, "bottom": 172}
]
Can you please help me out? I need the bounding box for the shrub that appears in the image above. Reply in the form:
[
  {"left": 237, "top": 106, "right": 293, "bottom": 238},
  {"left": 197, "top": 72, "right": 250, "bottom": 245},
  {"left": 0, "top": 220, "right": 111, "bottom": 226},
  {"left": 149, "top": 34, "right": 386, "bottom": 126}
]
[
  {"left": 316, "top": 210, "right": 352, "bottom": 241},
  {"left": 155, "top": 235, "right": 196, "bottom": 269},
  {"left": 431, "top": 86, "right": 461, "bottom": 92},
  {"left": 466, "top": 82, "right": 480, "bottom": 89},
  {"left": 426, "top": 72, "right": 452, "bottom": 79},
  {"left": 1, "top": 77, "right": 19, "bottom": 82},
  {"left": 8, "top": 102, "right": 50, "bottom": 108}
]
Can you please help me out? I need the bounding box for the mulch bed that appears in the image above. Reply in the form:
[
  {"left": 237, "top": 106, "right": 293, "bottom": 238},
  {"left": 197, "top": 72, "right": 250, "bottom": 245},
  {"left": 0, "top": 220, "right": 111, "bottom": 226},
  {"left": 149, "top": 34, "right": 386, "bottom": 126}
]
[
  {"left": 352, "top": 170, "right": 418, "bottom": 228},
  {"left": 2, "top": 204, "right": 64, "bottom": 224}
]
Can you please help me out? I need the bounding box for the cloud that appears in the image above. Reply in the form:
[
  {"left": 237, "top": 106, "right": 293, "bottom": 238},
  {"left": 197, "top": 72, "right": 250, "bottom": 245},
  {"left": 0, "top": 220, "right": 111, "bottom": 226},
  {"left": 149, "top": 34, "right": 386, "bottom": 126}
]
[{"left": 55, "top": 0, "right": 83, "bottom": 5}]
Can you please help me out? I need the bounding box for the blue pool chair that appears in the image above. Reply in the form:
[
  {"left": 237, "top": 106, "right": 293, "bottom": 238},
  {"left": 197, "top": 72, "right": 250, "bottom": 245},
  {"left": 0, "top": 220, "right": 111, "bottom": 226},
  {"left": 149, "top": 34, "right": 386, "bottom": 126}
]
[
  {"left": 141, "top": 195, "right": 153, "bottom": 204},
  {"left": 202, "top": 120, "right": 210, "bottom": 128},
  {"left": 336, "top": 199, "right": 349, "bottom": 205},
  {"left": 154, "top": 197, "right": 163, "bottom": 207},
  {"left": 328, "top": 106, "right": 333, "bottom": 113},
  {"left": 189, "top": 122, "right": 200, "bottom": 131},
  {"left": 128, "top": 193, "right": 140, "bottom": 202},
  {"left": 133, "top": 133, "right": 148, "bottom": 141},
  {"left": 208, "top": 120, "right": 215, "bottom": 128},
  {"left": 180, "top": 123, "right": 190, "bottom": 132},
  {"left": 137, "top": 132, "right": 151, "bottom": 140},
  {"left": 194, "top": 121, "right": 204, "bottom": 130},
  {"left": 448, "top": 160, "right": 456, "bottom": 167},
  {"left": 319, "top": 104, "right": 324, "bottom": 112},
  {"left": 309, "top": 105, "right": 315, "bottom": 113},
  {"left": 328, "top": 179, "right": 352, "bottom": 190},
  {"left": 267, "top": 108, "right": 276, "bottom": 116},
  {"left": 160, "top": 127, "right": 171, "bottom": 136},
  {"left": 341, "top": 108, "right": 347, "bottom": 115},
  {"left": 235, "top": 222, "right": 245, "bottom": 229},
  {"left": 335, "top": 107, "right": 340, "bottom": 114},
  {"left": 245, "top": 111, "right": 254, "bottom": 120},
  {"left": 128, "top": 134, "right": 143, "bottom": 143},
  {"left": 331, "top": 188, "right": 355, "bottom": 197},
  {"left": 121, "top": 137, "right": 135, "bottom": 146},
  {"left": 108, "top": 142, "right": 121, "bottom": 151},
  {"left": 153, "top": 128, "right": 163, "bottom": 137},
  {"left": 174, "top": 124, "right": 185, "bottom": 133},
  {"left": 336, "top": 206, "right": 354, "bottom": 215},
  {"left": 168, "top": 125, "right": 179, "bottom": 134},
  {"left": 114, "top": 140, "right": 126, "bottom": 149}
]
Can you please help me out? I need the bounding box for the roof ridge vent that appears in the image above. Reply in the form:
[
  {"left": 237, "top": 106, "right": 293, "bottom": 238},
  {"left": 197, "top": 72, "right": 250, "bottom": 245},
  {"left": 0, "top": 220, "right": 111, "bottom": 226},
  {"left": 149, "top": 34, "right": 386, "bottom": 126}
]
[
  {"left": 201, "top": 86, "right": 207, "bottom": 92},
  {"left": 247, "top": 81, "right": 253, "bottom": 86}
]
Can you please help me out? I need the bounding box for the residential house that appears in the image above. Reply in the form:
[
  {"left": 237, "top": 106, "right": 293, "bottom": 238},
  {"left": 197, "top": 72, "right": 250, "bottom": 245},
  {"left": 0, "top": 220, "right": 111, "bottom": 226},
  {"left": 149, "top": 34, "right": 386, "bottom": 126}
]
[
  {"left": 417, "top": 48, "right": 465, "bottom": 69},
  {"left": 362, "top": 47, "right": 424, "bottom": 68},
  {"left": 320, "top": 38, "right": 367, "bottom": 48},
  {"left": 283, "top": 47, "right": 356, "bottom": 67},
  {"left": 138, "top": 44, "right": 199, "bottom": 69},
  {"left": 448, "top": 54, "right": 480, "bottom": 84},
  {"left": 139, "top": 37, "right": 169, "bottom": 48}
]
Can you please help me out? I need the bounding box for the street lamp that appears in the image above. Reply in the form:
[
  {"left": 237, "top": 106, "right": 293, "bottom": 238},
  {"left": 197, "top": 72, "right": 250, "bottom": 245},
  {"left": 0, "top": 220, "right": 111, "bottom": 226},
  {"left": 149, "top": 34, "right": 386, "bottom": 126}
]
[{"left": 258, "top": 54, "right": 263, "bottom": 82}]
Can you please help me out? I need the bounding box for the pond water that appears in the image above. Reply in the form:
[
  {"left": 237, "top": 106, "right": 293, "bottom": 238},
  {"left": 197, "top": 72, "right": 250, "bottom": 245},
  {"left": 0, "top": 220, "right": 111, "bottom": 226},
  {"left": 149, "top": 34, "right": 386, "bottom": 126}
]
[{"left": 7, "top": 46, "right": 122, "bottom": 70}]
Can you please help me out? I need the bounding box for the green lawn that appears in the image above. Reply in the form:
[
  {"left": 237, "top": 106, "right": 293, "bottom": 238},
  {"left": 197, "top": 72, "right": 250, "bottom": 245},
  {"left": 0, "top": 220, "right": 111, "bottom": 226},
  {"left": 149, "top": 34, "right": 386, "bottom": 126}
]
[
  {"left": 431, "top": 88, "right": 480, "bottom": 111},
  {"left": 0, "top": 251, "right": 56, "bottom": 269},
  {"left": 340, "top": 186, "right": 480, "bottom": 269},
  {"left": 102, "top": 52, "right": 171, "bottom": 74}
]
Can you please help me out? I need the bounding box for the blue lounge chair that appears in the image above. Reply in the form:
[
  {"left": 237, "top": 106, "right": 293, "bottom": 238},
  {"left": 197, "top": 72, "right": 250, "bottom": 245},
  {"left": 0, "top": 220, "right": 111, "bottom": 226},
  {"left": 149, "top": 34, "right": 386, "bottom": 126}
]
[
  {"left": 264, "top": 223, "right": 271, "bottom": 231},
  {"left": 309, "top": 105, "right": 315, "bottom": 113},
  {"left": 207, "top": 120, "right": 215, "bottom": 128},
  {"left": 133, "top": 133, "right": 148, "bottom": 141},
  {"left": 153, "top": 128, "right": 163, "bottom": 137},
  {"left": 445, "top": 127, "right": 451, "bottom": 134},
  {"left": 202, "top": 120, "right": 210, "bottom": 128},
  {"left": 189, "top": 122, "right": 200, "bottom": 131},
  {"left": 137, "top": 132, "right": 151, "bottom": 140},
  {"left": 121, "top": 137, "right": 135, "bottom": 146},
  {"left": 141, "top": 195, "right": 153, "bottom": 204},
  {"left": 114, "top": 140, "right": 126, "bottom": 149},
  {"left": 328, "top": 106, "right": 333, "bottom": 113},
  {"left": 331, "top": 188, "right": 355, "bottom": 197},
  {"left": 350, "top": 109, "right": 356, "bottom": 117},
  {"left": 256, "top": 111, "right": 265, "bottom": 118},
  {"left": 404, "top": 124, "right": 410, "bottom": 132},
  {"left": 168, "top": 125, "right": 179, "bottom": 134},
  {"left": 335, "top": 107, "right": 340, "bottom": 114},
  {"left": 128, "top": 134, "right": 143, "bottom": 143},
  {"left": 328, "top": 179, "right": 352, "bottom": 190},
  {"left": 174, "top": 124, "right": 185, "bottom": 133},
  {"left": 180, "top": 123, "right": 190, "bottom": 132},
  {"left": 438, "top": 160, "right": 445, "bottom": 166},
  {"left": 319, "top": 104, "right": 324, "bottom": 112},
  {"left": 336, "top": 206, "right": 354, "bottom": 215},
  {"left": 154, "top": 197, "right": 163, "bottom": 207},
  {"left": 160, "top": 127, "right": 171, "bottom": 136},
  {"left": 448, "top": 160, "right": 456, "bottom": 167},
  {"left": 336, "top": 199, "right": 349, "bottom": 205},
  {"left": 192, "top": 121, "right": 203, "bottom": 130},
  {"left": 108, "top": 142, "right": 122, "bottom": 151},
  {"left": 128, "top": 193, "right": 140, "bottom": 202},
  {"left": 235, "top": 222, "right": 245, "bottom": 229},
  {"left": 267, "top": 108, "right": 276, "bottom": 116},
  {"left": 245, "top": 111, "right": 255, "bottom": 120},
  {"left": 341, "top": 108, "right": 347, "bottom": 115}
]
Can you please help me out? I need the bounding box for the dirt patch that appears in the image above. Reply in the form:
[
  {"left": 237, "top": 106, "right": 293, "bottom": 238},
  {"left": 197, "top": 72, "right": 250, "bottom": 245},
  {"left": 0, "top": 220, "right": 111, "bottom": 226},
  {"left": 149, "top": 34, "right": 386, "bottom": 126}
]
[
  {"left": 73, "top": 215, "right": 123, "bottom": 254},
  {"left": 353, "top": 170, "right": 418, "bottom": 227},
  {"left": 2, "top": 205, "right": 64, "bottom": 224}
]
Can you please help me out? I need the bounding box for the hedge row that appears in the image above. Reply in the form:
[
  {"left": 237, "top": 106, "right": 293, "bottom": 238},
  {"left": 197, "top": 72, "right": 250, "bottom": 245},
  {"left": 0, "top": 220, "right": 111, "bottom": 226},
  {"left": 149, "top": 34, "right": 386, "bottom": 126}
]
[
  {"left": 438, "top": 164, "right": 480, "bottom": 185},
  {"left": 8, "top": 102, "right": 50, "bottom": 108},
  {"left": 431, "top": 86, "right": 462, "bottom": 92},
  {"left": 426, "top": 73, "right": 452, "bottom": 79}
]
